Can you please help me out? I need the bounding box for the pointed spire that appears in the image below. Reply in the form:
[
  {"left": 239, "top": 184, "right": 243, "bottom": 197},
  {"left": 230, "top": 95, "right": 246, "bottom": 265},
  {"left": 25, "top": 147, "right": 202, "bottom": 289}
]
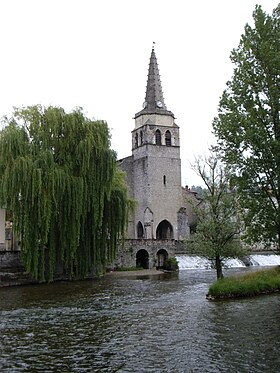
[
  {"left": 144, "top": 45, "right": 167, "bottom": 110},
  {"left": 135, "top": 46, "right": 174, "bottom": 118}
]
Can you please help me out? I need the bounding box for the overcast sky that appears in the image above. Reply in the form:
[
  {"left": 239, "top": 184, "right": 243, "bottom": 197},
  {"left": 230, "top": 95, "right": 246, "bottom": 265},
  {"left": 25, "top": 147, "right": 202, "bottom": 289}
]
[{"left": 0, "top": 0, "right": 277, "bottom": 186}]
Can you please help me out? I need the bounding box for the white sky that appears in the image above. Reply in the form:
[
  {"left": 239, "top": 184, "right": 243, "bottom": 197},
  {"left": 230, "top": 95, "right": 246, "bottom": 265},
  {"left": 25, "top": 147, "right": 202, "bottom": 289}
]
[{"left": 0, "top": 0, "right": 277, "bottom": 186}]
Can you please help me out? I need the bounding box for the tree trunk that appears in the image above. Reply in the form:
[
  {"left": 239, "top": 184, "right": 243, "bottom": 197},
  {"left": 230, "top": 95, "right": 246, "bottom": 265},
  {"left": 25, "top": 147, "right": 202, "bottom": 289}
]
[
  {"left": 215, "top": 255, "right": 224, "bottom": 280},
  {"left": 277, "top": 227, "right": 280, "bottom": 254}
]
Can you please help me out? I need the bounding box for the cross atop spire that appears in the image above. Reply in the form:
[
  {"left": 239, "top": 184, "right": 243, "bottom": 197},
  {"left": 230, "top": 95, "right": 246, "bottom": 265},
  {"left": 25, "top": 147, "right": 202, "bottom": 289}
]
[{"left": 135, "top": 47, "right": 174, "bottom": 119}]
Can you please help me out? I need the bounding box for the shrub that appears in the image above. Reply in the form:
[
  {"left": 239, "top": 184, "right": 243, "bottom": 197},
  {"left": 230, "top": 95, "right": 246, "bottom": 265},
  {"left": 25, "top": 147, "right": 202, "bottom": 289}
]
[{"left": 163, "top": 257, "right": 179, "bottom": 271}]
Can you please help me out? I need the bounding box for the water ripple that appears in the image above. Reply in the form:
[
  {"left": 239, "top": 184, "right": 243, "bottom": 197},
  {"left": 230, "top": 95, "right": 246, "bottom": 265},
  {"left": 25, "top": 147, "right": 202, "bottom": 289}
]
[{"left": 1, "top": 270, "right": 280, "bottom": 372}]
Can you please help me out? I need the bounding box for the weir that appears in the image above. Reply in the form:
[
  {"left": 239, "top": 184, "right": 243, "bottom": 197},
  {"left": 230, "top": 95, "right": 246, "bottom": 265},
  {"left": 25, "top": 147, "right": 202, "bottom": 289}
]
[{"left": 176, "top": 254, "right": 280, "bottom": 270}]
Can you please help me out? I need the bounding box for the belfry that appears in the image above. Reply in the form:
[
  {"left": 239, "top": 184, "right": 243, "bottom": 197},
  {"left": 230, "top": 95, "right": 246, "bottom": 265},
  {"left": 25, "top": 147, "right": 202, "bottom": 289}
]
[{"left": 119, "top": 47, "right": 192, "bottom": 241}]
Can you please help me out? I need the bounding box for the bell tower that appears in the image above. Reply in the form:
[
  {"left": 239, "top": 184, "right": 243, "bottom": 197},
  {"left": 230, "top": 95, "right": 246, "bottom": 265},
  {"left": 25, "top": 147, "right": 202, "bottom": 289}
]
[{"left": 131, "top": 46, "right": 183, "bottom": 240}]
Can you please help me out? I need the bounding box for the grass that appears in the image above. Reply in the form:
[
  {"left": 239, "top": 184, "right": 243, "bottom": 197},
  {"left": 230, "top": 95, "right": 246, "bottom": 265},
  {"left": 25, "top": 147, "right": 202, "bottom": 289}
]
[{"left": 207, "top": 266, "right": 280, "bottom": 300}]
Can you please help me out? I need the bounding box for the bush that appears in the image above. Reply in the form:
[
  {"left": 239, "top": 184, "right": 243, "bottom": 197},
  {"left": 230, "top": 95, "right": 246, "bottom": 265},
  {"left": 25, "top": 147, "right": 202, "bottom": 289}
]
[{"left": 163, "top": 257, "right": 179, "bottom": 271}]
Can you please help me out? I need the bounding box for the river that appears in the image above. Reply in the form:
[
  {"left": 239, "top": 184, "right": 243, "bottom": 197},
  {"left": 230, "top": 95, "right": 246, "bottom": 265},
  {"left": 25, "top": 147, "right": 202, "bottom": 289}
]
[{"left": 1, "top": 260, "right": 280, "bottom": 372}]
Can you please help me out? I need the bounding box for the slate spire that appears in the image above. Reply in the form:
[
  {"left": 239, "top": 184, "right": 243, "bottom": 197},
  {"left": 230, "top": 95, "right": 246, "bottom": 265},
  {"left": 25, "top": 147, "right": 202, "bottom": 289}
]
[
  {"left": 135, "top": 46, "right": 174, "bottom": 118},
  {"left": 144, "top": 46, "right": 166, "bottom": 111}
]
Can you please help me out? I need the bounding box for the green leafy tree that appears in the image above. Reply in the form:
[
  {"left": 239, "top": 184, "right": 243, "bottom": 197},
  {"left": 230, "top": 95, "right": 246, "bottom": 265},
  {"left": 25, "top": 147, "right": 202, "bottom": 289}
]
[
  {"left": 0, "top": 105, "right": 130, "bottom": 281},
  {"left": 213, "top": 5, "right": 280, "bottom": 250},
  {"left": 188, "top": 155, "right": 244, "bottom": 279}
]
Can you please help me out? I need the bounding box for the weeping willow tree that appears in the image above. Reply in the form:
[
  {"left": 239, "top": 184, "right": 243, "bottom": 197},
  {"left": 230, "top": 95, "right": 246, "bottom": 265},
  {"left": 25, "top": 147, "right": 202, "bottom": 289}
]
[{"left": 0, "top": 105, "right": 131, "bottom": 281}]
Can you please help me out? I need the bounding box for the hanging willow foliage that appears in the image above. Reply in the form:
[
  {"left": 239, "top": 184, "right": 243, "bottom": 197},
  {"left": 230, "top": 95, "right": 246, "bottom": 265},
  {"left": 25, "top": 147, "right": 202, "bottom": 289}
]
[{"left": 0, "top": 105, "right": 131, "bottom": 281}]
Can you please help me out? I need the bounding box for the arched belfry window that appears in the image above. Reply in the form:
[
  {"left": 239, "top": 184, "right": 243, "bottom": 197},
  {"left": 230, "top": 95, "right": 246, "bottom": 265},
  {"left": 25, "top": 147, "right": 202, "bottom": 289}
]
[
  {"left": 165, "top": 130, "right": 171, "bottom": 146},
  {"left": 135, "top": 133, "right": 138, "bottom": 148},
  {"left": 155, "top": 129, "right": 161, "bottom": 145}
]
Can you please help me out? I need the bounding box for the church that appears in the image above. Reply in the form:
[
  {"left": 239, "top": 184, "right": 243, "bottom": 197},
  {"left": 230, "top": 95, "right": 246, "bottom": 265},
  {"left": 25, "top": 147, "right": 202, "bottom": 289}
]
[
  {"left": 116, "top": 47, "right": 199, "bottom": 268},
  {"left": 119, "top": 47, "right": 198, "bottom": 241}
]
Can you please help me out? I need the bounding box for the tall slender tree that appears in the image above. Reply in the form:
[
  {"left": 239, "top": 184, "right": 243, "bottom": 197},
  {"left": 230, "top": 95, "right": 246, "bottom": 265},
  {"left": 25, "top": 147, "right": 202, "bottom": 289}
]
[
  {"left": 0, "top": 105, "right": 130, "bottom": 281},
  {"left": 213, "top": 4, "right": 280, "bottom": 250},
  {"left": 187, "top": 154, "right": 244, "bottom": 280}
]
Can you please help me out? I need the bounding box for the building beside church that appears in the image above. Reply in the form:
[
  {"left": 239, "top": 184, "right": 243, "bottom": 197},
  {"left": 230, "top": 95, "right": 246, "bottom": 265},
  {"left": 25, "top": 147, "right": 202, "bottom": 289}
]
[{"left": 119, "top": 47, "right": 198, "bottom": 245}]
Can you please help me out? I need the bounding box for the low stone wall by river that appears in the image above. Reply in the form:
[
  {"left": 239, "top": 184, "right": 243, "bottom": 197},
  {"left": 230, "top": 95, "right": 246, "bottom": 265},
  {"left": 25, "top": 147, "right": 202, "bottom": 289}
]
[{"left": 0, "top": 250, "right": 23, "bottom": 270}]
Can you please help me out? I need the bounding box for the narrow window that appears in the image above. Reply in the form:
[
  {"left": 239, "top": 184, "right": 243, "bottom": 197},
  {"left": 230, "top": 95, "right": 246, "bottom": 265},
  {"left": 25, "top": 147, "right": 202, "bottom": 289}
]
[
  {"left": 140, "top": 130, "right": 143, "bottom": 145},
  {"left": 135, "top": 133, "right": 138, "bottom": 148},
  {"left": 165, "top": 130, "right": 171, "bottom": 146},
  {"left": 137, "top": 221, "right": 144, "bottom": 238},
  {"left": 163, "top": 175, "right": 166, "bottom": 185},
  {"left": 155, "top": 129, "right": 161, "bottom": 145}
]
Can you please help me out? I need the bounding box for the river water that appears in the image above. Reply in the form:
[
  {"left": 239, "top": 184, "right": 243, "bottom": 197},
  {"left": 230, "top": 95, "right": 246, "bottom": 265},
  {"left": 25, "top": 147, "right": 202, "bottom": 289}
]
[{"left": 1, "top": 261, "right": 280, "bottom": 372}]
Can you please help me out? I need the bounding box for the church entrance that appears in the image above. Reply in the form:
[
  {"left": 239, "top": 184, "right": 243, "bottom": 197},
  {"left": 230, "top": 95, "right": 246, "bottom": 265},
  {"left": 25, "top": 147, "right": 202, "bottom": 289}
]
[
  {"left": 157, "top": 249, "right": 168, "bottom": 269},
  {"left": 156, "top": 220, "right": 173, "bottom": 239},
  {"left": 136, "top": 249, "right": 149, "bottom": 269}
]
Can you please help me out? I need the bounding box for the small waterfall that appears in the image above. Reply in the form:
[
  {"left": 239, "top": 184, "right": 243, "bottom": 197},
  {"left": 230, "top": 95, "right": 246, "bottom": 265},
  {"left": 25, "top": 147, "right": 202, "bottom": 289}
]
[
  {"left": 176, "top": 254, "right": 280, "bottom": 270},
  {"left": 176, "top": 256, "right": 246, "bottom": 270},
  {"left": 248, "top": 254, "right": 280, "bottom": 266},
  {"left": 176, "top": 256, "right": 212, "bottom": 270},
  {"left": 226, "top": 258, "right": 247, "bottom": 268}
]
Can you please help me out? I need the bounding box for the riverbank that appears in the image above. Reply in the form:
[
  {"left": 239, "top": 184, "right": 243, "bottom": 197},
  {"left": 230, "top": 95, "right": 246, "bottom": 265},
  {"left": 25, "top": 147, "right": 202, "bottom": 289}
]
[
  {"left": 207, "top": 266, "right": 280, "bottom": 300},
  {"left": 0, "top": 268, "right": 167, "bottom": 288}
]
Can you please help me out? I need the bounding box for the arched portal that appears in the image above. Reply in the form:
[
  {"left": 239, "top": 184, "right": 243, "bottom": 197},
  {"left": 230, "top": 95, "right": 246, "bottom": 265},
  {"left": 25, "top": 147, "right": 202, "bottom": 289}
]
[
  {"left": 136, "top": 221, "right": 144, "bottom": 239},
  {"left": 136, "top": 249, "right": 149, "bottom": 269},
  {"left": 156, "top": 220, "right": 173, "bottom": 239},
  {"left": 157, "top": 249, "right": 168, "bottom": 268}
]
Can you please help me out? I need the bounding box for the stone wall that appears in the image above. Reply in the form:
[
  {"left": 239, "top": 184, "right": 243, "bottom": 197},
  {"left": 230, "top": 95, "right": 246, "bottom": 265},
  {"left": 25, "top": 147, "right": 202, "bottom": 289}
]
[
  {"left": 109, "top": 239, "right": 180, "bottom": 270},
  {"left": 0, "top": 250, "right": 23, "bottom": 270},
  {"left": 0, "top": 250, "right": 34, "bottom": 287}
]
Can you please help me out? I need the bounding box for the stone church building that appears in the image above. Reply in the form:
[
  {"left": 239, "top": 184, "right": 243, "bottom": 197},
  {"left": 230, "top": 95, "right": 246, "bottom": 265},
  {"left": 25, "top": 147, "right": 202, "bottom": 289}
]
[{"left": 116, "top": 47, "right": 199, "bottom": 269}]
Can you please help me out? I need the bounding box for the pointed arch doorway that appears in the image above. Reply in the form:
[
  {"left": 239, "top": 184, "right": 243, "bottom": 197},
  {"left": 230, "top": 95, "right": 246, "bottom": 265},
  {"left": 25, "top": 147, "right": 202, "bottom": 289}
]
[{"left": 156, "top": 220, "right": 173, "bottom": 239}]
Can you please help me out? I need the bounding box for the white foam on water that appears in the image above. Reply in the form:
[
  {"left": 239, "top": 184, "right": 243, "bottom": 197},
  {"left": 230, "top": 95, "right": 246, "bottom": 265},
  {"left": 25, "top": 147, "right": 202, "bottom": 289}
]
[
  {"left": 176, "top": 254, "right": 280, "bottom": 270},
  {"left": 225, "top": 258, "right": 246, "bottom": 268},
  {"left": 175, "top": 256, "right": 212, "bottom": 270},
  {"left": 249, "top": 254, "right": 280, "bottom": 266},
  {"left": 176, "top": 255, "right": 246, "bottom": 270}
]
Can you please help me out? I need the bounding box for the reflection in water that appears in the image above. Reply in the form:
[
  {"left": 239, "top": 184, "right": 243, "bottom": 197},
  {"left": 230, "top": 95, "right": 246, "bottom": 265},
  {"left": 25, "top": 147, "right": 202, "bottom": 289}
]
[{"left": 1, "top": 269, "right": 280, "bottom": 372}]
